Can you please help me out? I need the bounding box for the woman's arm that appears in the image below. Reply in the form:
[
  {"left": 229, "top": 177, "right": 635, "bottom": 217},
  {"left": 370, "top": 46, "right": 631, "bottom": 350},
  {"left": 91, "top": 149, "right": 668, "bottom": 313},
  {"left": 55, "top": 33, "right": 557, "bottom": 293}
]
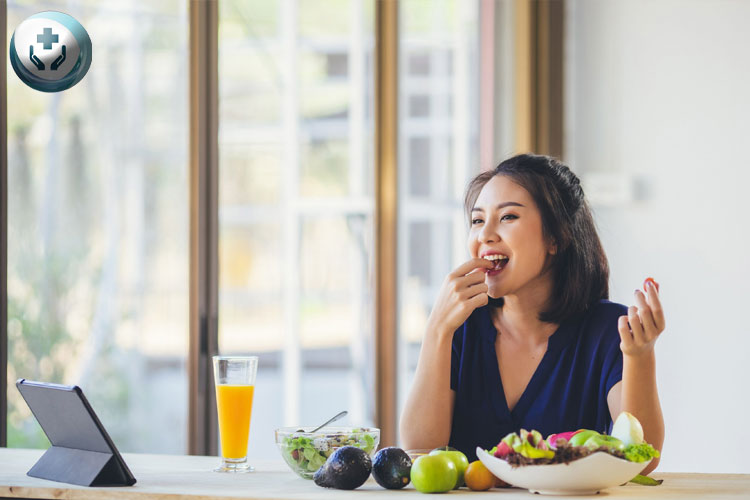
[
  {"left": 609, "top": 280, "right": 666, "bottom": 476},
  {"left": 399, "top": 258, "right": 492, "bottom": 450},
  {"left": 607, "top": 358, "right": 664, "bottom": 475},
  {"left": 399, "top": 326, "right": 456, "bottom": 450}
]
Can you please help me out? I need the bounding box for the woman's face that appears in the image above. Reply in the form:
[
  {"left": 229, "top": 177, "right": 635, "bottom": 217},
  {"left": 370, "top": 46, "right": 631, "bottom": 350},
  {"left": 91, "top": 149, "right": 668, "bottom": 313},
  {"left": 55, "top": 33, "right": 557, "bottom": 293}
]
[{"left": 467, "top": 175, "right": 555, "bottom": 299}]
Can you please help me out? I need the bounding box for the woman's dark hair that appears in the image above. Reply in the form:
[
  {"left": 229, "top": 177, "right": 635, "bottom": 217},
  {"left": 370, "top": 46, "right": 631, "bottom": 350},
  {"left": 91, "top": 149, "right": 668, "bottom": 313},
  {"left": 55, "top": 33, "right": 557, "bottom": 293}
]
[{"left": 464, "top": 153, "right": 609, "bottom": 324}]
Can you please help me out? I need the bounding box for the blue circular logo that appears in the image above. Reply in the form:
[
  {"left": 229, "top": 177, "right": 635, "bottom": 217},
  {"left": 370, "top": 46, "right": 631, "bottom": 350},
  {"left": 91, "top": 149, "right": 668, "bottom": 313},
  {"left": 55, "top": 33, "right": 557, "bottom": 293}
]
[{"left": 9, "top": 11, "right": 92, "bottom": 93}]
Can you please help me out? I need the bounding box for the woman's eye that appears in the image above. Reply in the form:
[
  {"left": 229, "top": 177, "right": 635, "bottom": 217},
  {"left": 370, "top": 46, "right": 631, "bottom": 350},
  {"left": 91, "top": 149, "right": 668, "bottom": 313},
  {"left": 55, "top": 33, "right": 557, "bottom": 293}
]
[
  {"left": 471, "top": 218, "right": 484, "bottom": 225},
  {"left": 500, "top": 214, "right": 518, "bottom": 221}
]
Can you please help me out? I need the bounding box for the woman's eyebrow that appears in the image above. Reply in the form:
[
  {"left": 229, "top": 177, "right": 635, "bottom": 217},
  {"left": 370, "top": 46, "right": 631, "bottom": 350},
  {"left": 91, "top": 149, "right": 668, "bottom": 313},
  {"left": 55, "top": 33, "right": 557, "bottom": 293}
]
[{"left": 471, "top": 201, "right": 525, "bottom": 212}]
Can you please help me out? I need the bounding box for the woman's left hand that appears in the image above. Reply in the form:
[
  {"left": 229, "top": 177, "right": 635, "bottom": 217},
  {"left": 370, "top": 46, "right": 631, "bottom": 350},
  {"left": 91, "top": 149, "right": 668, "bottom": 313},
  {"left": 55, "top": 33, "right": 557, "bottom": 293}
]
[{"left": 618, "top": 279, "right": 665, "bottom": 358}]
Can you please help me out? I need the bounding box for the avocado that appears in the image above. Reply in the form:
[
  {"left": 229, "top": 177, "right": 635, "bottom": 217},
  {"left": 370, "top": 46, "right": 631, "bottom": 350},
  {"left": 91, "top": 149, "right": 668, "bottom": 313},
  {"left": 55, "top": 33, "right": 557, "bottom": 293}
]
[
  {"left": 313, "top": 446, "right": 372, "bottom": 490},
  {"left": 371, "top": 447, "right": 412, "bottom": 489}
]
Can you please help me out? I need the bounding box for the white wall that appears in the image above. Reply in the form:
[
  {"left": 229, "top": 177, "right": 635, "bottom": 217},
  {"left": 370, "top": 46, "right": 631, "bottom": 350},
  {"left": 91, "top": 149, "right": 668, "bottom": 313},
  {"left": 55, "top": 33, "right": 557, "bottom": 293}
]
[{"left": 566, "top": 0, "right": 750, "bottom": 473}]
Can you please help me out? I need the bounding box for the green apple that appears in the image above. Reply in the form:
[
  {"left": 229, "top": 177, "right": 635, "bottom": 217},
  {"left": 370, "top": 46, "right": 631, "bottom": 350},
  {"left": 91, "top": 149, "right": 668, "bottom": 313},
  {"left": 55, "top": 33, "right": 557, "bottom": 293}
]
[
  {"left": 611, "top": 411, "right": 644, "bottom": 446},
  {"left": 429, "top": 447, "right": 469, "bottom": 488},
  {"left": 568, "top": 430, "right": 599, "bottom": 447},
  {"left": 583, "top": 434, "right": 626, "bottom": 452},
  {"left": 410, "top": 454, "right": 457, "bottom": 493}
]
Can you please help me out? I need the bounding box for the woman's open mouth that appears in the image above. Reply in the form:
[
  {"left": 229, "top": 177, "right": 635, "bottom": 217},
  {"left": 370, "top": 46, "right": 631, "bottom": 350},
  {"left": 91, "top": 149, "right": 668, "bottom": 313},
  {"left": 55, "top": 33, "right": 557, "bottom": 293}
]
[{"left": 483, "top": 254, "right": 509, "bottom": 275}]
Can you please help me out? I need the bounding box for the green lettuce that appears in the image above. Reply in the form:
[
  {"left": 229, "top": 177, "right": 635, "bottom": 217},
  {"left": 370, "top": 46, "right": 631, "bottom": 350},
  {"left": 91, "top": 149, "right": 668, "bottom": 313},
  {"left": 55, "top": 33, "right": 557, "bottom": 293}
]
[{"left": 624, "top": 443, "right": 660, "bottom": 463}]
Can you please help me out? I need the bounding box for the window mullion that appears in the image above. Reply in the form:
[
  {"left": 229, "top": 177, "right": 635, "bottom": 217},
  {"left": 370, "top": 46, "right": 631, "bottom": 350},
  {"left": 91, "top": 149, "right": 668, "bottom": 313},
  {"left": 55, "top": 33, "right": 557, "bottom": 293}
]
[
  {"left": 375, "top": 0, "right": 399, "bottom": 448},
  {"left": 188, "top": 0, "right": 220, "bottom": 456}
]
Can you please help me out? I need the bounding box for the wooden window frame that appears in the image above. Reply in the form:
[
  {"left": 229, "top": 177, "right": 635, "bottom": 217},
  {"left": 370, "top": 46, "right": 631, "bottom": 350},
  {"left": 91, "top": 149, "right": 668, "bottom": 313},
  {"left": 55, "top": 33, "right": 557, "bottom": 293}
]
[
  {"left": 375, "top": 0, "right": 399, "bottom": 448},
  {"left": 514, "top": 0, "right": 565, "bottom": 157}
]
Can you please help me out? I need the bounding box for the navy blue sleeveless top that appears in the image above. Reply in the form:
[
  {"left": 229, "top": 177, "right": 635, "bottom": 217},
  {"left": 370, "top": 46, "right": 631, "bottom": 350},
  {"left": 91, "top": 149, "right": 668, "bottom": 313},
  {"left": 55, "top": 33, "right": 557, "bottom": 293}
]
[{"left": 448, "top": 299, "right": 625, "bottom": 461}]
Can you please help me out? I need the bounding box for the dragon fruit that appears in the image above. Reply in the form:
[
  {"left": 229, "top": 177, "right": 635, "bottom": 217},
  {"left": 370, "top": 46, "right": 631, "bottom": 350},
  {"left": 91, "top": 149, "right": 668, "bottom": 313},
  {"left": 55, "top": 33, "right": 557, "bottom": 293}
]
[{"left": 494, "top": 432, "right": 520, "bottom": 458}]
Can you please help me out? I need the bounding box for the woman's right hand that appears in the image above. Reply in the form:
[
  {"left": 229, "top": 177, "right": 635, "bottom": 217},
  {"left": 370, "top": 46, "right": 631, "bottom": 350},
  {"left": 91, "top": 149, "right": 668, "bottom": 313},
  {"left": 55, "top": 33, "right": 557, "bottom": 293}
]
[{"left": 426, "top": 258, "right": 494, "bottom": 338}]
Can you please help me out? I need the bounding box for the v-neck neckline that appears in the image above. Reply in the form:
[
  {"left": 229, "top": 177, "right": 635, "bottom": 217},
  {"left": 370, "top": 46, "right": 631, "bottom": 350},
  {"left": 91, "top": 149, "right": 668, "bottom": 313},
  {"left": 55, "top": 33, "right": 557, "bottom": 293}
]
[{"left": 481, "top": 306, "right": 570, "bottom": 424}]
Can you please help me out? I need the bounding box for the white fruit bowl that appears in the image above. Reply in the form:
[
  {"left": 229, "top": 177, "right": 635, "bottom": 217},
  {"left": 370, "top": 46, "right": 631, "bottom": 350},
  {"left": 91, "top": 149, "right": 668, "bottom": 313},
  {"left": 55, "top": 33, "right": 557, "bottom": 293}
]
[{"left": 476, "top": 447, "right": 650, "bottom": 495}]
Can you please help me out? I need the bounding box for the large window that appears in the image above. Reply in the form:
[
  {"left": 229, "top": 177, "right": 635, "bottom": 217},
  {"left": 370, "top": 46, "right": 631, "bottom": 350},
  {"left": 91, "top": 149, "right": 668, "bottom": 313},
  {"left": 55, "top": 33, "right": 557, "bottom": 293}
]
[
  {"left": 217, "top": 0, "right": 376, "bottom": 460},
  {"left": 5, "top": 0, "right": 189, "bottom": 453}
]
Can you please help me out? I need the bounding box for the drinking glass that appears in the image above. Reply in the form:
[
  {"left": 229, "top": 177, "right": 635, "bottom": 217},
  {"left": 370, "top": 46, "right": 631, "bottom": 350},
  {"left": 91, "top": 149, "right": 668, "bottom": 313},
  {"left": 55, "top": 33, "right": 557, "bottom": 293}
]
[{"left": 213, "top": 355, "right": 258, "bottom": 472}]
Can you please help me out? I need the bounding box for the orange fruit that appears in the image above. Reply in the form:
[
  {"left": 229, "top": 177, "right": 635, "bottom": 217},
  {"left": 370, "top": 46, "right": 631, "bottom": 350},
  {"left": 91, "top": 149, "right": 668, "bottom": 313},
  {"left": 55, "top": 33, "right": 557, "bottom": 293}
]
[{"left": 464, "top": 460, "right": 496, "bottom": 491}]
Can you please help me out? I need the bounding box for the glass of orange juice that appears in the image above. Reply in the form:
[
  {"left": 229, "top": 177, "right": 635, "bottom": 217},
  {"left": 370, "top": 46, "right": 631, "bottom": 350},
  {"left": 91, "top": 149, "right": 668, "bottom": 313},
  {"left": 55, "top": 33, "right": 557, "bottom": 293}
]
[{"left": 213, "top": 355, "right": 258, "bottom": 472}]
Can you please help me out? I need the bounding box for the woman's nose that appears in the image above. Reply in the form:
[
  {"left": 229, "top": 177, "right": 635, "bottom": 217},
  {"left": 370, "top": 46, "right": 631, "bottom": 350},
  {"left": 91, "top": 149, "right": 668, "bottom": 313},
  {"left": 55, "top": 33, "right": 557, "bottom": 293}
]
[{"left": 478, "top": 221, "right": 498, "bottom": 243}]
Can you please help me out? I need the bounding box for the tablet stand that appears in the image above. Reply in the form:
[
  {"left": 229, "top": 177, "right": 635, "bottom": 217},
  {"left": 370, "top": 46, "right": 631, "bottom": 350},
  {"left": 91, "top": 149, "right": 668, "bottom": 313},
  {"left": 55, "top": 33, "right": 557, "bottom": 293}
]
[{"left": 28, "top": 446, "right": 129, "bottom": 486}]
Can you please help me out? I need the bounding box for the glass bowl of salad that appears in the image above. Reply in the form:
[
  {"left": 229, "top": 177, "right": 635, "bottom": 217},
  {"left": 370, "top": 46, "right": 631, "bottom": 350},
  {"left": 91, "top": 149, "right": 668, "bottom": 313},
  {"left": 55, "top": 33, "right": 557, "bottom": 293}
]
[{"left": 275, "top": 426, "right": 380, "bottom": 479}]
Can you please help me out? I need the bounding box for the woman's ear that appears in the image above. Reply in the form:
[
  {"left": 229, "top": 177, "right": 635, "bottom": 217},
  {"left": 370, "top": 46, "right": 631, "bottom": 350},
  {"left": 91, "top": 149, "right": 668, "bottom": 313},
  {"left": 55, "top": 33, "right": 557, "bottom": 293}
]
[{"left": 548, "top": 240, "right": 557, "bottom": 255}]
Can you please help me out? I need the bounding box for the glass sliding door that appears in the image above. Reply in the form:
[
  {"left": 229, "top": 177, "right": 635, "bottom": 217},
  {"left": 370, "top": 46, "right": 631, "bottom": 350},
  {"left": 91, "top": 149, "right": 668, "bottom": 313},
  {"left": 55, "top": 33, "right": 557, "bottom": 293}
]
[
  {"left": 5, "top": 0, "right": 189, "bottom": 452},
  {"left": 218, "top": 0, "right": 376, "bottom": 460}
]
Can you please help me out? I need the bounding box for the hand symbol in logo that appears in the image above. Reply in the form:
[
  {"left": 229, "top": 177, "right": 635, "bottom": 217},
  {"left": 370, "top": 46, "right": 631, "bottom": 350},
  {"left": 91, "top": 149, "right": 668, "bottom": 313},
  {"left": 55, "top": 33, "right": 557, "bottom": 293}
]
[
  {"left": 29, "top": 44, "right": 44, "bottom": 70},
  {"left": 51, "top": 45, "right": 66, "bottom": 70}
]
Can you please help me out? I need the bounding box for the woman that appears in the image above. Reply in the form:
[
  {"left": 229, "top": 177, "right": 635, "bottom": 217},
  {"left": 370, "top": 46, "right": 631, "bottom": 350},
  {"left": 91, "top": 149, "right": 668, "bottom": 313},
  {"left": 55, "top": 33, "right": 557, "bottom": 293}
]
[{"left": 400, "top": 154, "right": 665, "bottom": 475}]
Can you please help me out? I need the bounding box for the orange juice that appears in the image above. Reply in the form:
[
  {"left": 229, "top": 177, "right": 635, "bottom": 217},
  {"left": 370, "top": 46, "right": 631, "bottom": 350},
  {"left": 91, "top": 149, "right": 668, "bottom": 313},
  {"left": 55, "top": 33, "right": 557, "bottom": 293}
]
[{"left": 216, "top": 384, "right": 255, "bottom": 459}]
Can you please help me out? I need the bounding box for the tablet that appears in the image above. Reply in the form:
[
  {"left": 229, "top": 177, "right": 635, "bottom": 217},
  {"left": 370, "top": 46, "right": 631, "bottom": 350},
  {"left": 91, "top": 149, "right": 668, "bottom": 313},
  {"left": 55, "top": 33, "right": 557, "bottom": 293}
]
[{"left": 16, "top": 379, "right": 137, "bottom": 486}]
